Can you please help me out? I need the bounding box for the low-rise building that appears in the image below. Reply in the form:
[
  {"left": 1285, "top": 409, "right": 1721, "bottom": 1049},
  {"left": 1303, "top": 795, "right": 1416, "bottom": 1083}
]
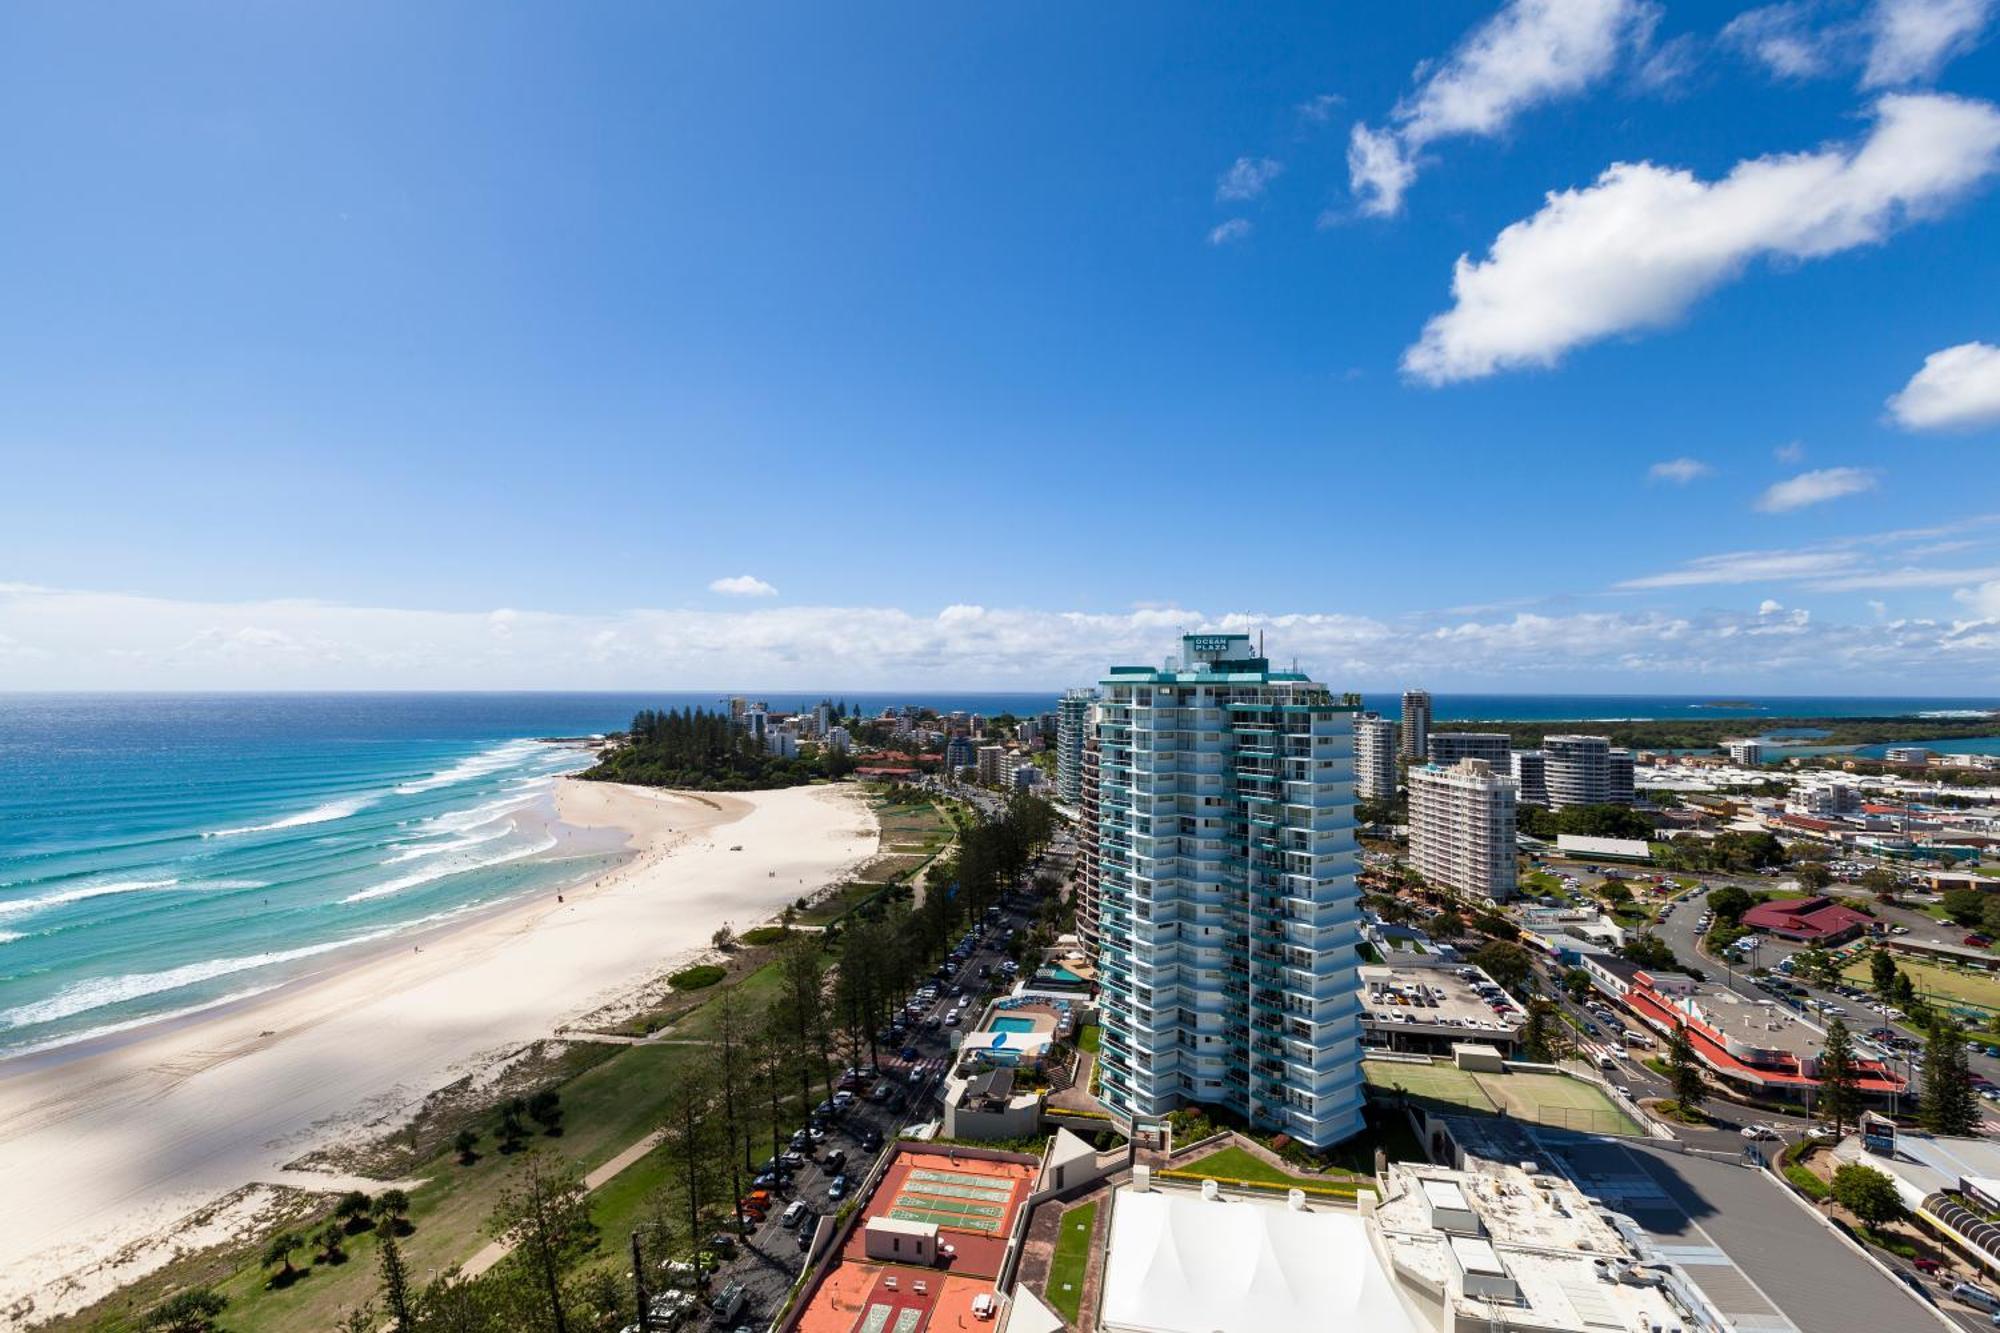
[
  {"left": 1359, "top": 964, "right": 1527, "bottom": 1055},
  {"left": 1884, "top": 746, "right": 1934, "bottom": 766},
  {"left": 1739, "top": 893, "right": 1873, "bottom": 944}
]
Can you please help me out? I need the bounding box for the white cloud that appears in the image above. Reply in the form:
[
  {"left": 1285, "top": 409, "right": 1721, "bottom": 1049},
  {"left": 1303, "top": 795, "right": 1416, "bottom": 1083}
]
[
  {"left": 1863, "top": 0, "right": 1996, "bottom": 87},
  {"left": 1758, "top": 598, "right": 1787, "bottom": 614},
  {"left": 1957, "top": 578, "right": 2000, "bottom": 616},
  {"left": 1295, "top": 93, "right": 1345, "bottom": 124},
  {"left": 1886, "top": 340, "right": 2000, "bottom": 430},
  {"left": 1723, "top": 0, "right": 1995, "bottom": 86},
  {"left": 1756, "top": 467, "right": 1880, "bottom": 512},
  {"left": 1617, "top": 548, "right": 1863, "bottom": 588},
  {"left": 708, "top": 574, "right": 778, "bottom": 597},
  {"left": 1348, "top": 0, "right": 1657, "bottom": 216},
  {"left": 1647, "top": 457, "right": 1714, "bottom": 483},
  {"left": 1402, "top": 93, "right": 2000, "bottom": 384},
  {"left": 1811, "top": 563, "right": 2000, "bottom": 588},
  {"left": 1207, "top": 218, "right": 1253, "bottom": 245},
  {"left": 1775, "top": 440, "right": 1807, "bottom": 462},
  {"left": 1869, "top": 597, "right": 1890, "bottom": 617},
  {"left": 1216, "top": 156, "right": 1285, "bottom": 202},
  {"left": 2, "top": 581, "right": 1996, "bottom": 691},
  {"left": 1723, "top": 3, "right": 1840, "bottom": 78}
]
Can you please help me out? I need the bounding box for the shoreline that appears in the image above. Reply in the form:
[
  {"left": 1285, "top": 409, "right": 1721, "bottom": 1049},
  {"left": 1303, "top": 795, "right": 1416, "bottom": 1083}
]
[{"left": 0, "top": 778, "right": 879, "bottom": 1326}]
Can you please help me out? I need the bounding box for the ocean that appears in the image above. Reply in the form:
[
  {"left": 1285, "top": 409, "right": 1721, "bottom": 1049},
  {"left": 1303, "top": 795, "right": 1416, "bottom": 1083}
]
[{"left": 3, "top": 689, "right": 1997, "bottom": 1062}]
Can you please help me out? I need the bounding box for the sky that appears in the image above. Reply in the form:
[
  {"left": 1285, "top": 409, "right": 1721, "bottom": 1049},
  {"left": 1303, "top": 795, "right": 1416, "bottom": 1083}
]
[{"left": 2, "top": 0, "right": 1999, "bottom": 692}]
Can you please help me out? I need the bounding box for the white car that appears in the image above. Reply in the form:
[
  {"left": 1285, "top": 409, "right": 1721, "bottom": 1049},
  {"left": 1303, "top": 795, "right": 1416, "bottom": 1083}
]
[{"left": 1740, "top": 1124, "right": 1781, "bottom": 1141}]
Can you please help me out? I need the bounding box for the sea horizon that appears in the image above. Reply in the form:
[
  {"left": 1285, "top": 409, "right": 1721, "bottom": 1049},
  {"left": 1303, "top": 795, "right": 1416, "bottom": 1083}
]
[{"left": 4, "top": 688, "right": 1998, "bottom": 1065}]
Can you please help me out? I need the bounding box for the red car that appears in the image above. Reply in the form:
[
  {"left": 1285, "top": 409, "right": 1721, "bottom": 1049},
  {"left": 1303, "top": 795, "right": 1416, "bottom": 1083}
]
[
  {"left": 1913, "top": 1258, "right": 1942, "bottom": 1274},
  {"left": 1966, "top": 934, "right": 1992, "bottom": 948}
]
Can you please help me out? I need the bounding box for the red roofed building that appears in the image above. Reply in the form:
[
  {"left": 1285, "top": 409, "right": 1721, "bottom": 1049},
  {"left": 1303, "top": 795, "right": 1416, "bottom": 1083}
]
[
  {"left": 1739, "top": 894, "right": 1874, "bottom": 945},
  {"left": 1622, "top": 969, "right": 1906, "bottom": 1103}
]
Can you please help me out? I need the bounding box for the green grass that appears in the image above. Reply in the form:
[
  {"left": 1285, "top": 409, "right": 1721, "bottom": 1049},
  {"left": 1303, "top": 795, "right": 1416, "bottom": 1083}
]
[
  {"left": 1077, "top": 1024, "right": 1101, "bottom": 1054},
  {"left": 738, "top": 925, "right": 789, "bottom": 946},
  {"left": 1844, "top": 955, "right": 2000, "bottom": 1014},
  {"left": 1785, "top": 1163, "right": 1832, "bottom": 1200},
  {"left": 1363, "top": 1058, "right": 1643, "bottom": 1136},
  {"left": 1173, "top": 1145, "right": 1351, "bottom": 1189},
  {"left": 1045, "top": 1200, "right": 1097, "bottom": 1322},
  {"left": 669, "top": 963, "right": 726, "bottom": 990}
]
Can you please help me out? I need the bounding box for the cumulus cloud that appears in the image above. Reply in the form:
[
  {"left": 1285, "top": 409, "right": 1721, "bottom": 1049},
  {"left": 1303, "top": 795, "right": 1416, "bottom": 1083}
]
[
  {"left": 1216, "top": 156, "right": 1285, "bottom": 202},
  {"left": 1648, "top": 457, "right": 1714, "bottom": 483},
  {"left": 1756, "top": 467, "right": 1881, "bottom": 512},
  {"left": 1402, "top": 93, "right": 2000, "bottom": 384},
  {"left": 1886, "top": 340, "right": 2000, "bottom": 430},
  {"left": 1347, "top": 0, "right": 1657, "bottom": 216},
  {"left": 1958, "top": 578, "right": 2000, "bottom": 616},
  {"left": 2, "top": 581, "right": 1995, "bottom": 691},
  {"left": 708, "top": 575, "right": 778, "bottom": 597},
  {"left": 1864, "top": 0, "right": 1996, "bottom": 87},
  {"left": 1207, "top": 218, "right": 1254, "bottom": 245}
]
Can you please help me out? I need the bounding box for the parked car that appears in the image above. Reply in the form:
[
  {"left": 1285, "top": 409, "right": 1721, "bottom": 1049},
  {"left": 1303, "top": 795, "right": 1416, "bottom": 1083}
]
[
  {"left": 781, "top": 1200, "right": 812, "bottom": 1230},
  {"left": 1740, "top": 1124, "right": 1781, "bottom": 1141},
  {"left": 828, "top": 1174, "right": 850, "bottom": 1200}
]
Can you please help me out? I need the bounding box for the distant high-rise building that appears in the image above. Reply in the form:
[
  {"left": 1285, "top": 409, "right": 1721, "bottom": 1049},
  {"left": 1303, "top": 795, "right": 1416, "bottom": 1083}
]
[
  {"left": 1093, "top": 633, "right": 1364, "bottom": 1149},
  {"left": 1056, "top": 688, "right": 1096, "bottom": 805},
  {"left": 742, "top": 706, "right": 769, "bottom": 745},
  {"left": 975, "top": 744, "right": 1009, "bottom": 787},
  {"left": 824, "top": 726, "right": 851, "bottom": 754},
  {"left": 1410, "top": 759, "right": 1518, "bottom": 904},
  {"left": 1400, "top": 690, "right": 1432, "bottom": 760},
  {"left": 1353, "top": 713, "right": 1399, "bottom": 802},
  {"left": 1511, "top": 750, "right": 1548, "bottom": 806},
  {"left": 1542, "top": 735, "right": 1633, "bottom": 808},
  {"left": 1725, "top": 739, "right": 1764, "bottom": 767},
  {"left": 944, "top": 734, "right": 975, "bottom": 772},
  {"left": 814, "top": 702, "right": 832, "bottom": 737},
  {"left": 1427, "top": 732, "right": 1512, "bottom": 769}
]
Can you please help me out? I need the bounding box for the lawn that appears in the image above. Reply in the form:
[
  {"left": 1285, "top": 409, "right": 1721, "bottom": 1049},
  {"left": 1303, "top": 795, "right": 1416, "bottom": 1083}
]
[
  {"left": 1171, "top": 1145, "right": 1356, "bottom": 1190},
  {"left": 1843, "top": 955, "right": 2000, "bottom": 1015},
  {"left": 1045, "top": 1200, "right": 1097, "bottom": 1322},
  {"left": 1363, "top": 1058, "right": 1643, "bottom": 1137},
  {"left": 1077, "top": 1023, "right": 1101, "bottom": 1054}
]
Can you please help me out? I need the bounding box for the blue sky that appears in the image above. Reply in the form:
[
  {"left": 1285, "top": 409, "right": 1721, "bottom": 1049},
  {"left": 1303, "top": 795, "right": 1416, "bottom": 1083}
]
[{"left": 2, "top": 1, "right": 1999, "bottom": 691}]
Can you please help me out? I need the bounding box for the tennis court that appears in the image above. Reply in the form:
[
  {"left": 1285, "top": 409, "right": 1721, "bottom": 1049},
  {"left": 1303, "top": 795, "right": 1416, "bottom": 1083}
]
[
  {"left": 887, "top": 1167, "right": 1015, "bottom": 1232},
  {"left": 1364, "top": 1057, "right": 1643, "bottom": 1136}
]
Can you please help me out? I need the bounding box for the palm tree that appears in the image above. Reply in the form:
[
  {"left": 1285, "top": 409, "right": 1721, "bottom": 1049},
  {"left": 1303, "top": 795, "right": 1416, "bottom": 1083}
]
[
  {"left": 334, "top": 1189, "right": 374, "bottom": 1233},
  {"left": 454, "top": 1128, "right": 480, "bottom": 1164}
]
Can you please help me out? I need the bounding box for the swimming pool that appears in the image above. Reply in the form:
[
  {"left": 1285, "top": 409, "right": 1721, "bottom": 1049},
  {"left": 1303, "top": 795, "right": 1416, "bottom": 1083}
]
[{"left": 990, "top": 1016, "right": 1036, "bottom": 1034}]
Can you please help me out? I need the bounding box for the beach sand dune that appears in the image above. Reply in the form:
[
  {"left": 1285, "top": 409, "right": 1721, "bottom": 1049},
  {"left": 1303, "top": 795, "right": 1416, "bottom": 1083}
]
[{"left": 0, "top": 781, "right": 876, "bottom": 1326}]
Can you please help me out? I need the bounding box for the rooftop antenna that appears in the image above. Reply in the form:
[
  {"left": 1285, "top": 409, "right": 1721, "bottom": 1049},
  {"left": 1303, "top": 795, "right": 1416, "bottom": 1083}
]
[{"left": 1258, "top": 628, "right": 1264, "bottom": 657}]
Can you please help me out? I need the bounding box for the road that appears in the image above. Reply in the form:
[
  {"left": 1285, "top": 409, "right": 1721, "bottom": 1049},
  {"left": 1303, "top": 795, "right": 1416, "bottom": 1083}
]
[{"left": 649, "top": 836, "right": 1054, "bottom": 1331}]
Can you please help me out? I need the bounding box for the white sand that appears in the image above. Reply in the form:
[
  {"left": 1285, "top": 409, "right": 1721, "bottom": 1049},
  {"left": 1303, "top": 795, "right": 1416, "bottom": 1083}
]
[{"left": 0, "top": 781, "right": 876, "bottom": 1326}]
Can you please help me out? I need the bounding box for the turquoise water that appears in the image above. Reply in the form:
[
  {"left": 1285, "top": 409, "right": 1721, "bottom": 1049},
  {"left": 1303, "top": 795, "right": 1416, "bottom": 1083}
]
[{"left": 990, "top": 1016, "right": 1035, "bottom": 1033}]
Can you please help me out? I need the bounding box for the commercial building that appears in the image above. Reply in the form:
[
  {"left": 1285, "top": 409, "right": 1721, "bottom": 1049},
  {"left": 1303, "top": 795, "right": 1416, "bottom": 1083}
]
[
  {"left": 1738, "top": 893, "right": 1873, "bottom": 944},
  {"left": 1093, "top": 633, "right": 1366, "bottom": 1148},
  {"left": 1789, "top": 780, "right": 1862, "bottom": 816},
  {"left": 1542, "top": 735, "right": 1634, "bottom": 809},
  {"left": 1409, "top": 759, "right": 1518, "bottom": 904},
  {"left": 1616, "top": 968, "right": 1906, "bottom": 1102},
  {"left": 1426, "top": 732, "right": 1512, "bottom": 769},
  {"left": 1055, "top": 688, "right": 1096, "bottom": 805},
  {"left": 1354, "top": 712, "right": 1400, "bottom": 802},
  {"left": 1510, "top": 749, "right": 1548, "bottom": 805},
  {"left": 1401, "top": 689, "right": 1432, "bottom": 760},
  {"left": 1726, "top": 739, "right": 1765, "bottom": 766}
]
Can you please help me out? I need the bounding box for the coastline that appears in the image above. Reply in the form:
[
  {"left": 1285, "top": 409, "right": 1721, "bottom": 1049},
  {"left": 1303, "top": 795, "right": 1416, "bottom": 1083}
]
[{"left": 0, "top": 778, "right": 878, "bottom": 1326}]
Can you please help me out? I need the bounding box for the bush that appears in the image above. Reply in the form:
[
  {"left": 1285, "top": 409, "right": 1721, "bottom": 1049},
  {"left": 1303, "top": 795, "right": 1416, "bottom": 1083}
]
[
  {"left": 669, "top": 964, "right": 727, "bottom": 991},
  {"left": 739, "top": 925, "right": 788, "bottom": 946},
  {"left": 1785, "top": 1164, "right": 1831, "bottom": 1200}
]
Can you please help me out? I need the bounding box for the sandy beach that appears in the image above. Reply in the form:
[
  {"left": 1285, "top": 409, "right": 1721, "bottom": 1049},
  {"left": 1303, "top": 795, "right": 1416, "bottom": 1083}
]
[{"left": 0, "top": 779, "right": 877, "bottom": 1326}]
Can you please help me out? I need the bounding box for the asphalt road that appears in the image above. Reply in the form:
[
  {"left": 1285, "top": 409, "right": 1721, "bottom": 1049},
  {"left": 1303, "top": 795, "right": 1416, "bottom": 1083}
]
[{"left": 647, "top": 848, "right": 1052, "bottom": 1331}]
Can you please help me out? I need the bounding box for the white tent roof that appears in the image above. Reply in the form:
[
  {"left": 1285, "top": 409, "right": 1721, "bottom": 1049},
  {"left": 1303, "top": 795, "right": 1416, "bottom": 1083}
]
[{"left": 1098, "top": 1186, "right": 1424, "bottom": 1333}]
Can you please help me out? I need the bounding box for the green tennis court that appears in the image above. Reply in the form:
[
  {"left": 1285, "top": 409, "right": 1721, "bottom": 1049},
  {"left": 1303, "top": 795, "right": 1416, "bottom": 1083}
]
[{"left": 889, "top": 1205, "right": 1005, "bottom": 1232}]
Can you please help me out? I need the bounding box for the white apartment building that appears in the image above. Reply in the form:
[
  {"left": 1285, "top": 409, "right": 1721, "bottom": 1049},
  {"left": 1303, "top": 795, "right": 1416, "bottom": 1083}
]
[
  {"left": 1409, "top": 759, "right": 1518, "bottom": 904},
  {"left": 1542, "top": 735, "right": 1634, "bottom": 809},
  {"left": 1726, "top": 739, "right": 1765, "bottom": 766},
  {"left": 1401, "top": 689, "right": 1433, "bottom": 760},
  {"left": 1790, "top": 780, "right": 1862, "bottom": 816},
  {"left": 1093, "top": 633, "right": 1365, "bottom": 1148},
  {"left": 1355, "top": 712, "right": 1399, "bottom": 802},
  {"left": 1056, "top": 687, "right": 1096, "bottom": 806},
  {"left": 1884, "top": 746, "right": 1934, "bottom": 766},
  {"left": 975, "top": 744, "right": 1010, "bottom": 787},
  {"left": 823, "top": 726, "right": 851, "bottom": 753}
]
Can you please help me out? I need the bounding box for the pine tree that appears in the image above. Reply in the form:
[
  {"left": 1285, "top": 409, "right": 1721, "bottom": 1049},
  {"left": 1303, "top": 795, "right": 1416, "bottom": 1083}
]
[
  {"left": 1817, "top": 1018, "right": 1861, "bottom": 1136},
  {"left": 377, "top": 1229, "right": 414, "bottom": 1333},
  {"left": 1668, "top": 1020, "right": 1705, "bottom": 1115},
  {"left": 1869, "top": 950, "right": 1897, "bottom": 998},
  {"left": 1921, "top": 1020, "right": 1981, "bottom": 1136}
]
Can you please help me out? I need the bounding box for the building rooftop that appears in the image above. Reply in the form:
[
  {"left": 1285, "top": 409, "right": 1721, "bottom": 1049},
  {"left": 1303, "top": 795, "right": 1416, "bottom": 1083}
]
[
  {"left": 1360, "top": 964, "right": 1526, "bottom": 1041},
  {"left": 1098, "top": 1178, "right": 1424, "bottom": 1333},
  {"left": 1375, "top": 1161, "right": 1706, "bottom": 1333}
]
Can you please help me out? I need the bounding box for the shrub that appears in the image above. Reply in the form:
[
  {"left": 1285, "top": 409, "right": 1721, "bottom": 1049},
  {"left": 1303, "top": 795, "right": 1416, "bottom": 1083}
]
[
  {"left": 1784, "top": 1164, "right": 1831, "bottom": 1200},
  {"left": 669, "top": 964, "right": 727, "bottom": 991},
  {"left": 739, "top": 926, "right": 788, "bottom": 946}
]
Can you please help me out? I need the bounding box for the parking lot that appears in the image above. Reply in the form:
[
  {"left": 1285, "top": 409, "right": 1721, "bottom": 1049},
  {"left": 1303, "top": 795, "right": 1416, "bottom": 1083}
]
[{"left": 642, "top": 863, "right": 1049, "bottom": 1331}]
